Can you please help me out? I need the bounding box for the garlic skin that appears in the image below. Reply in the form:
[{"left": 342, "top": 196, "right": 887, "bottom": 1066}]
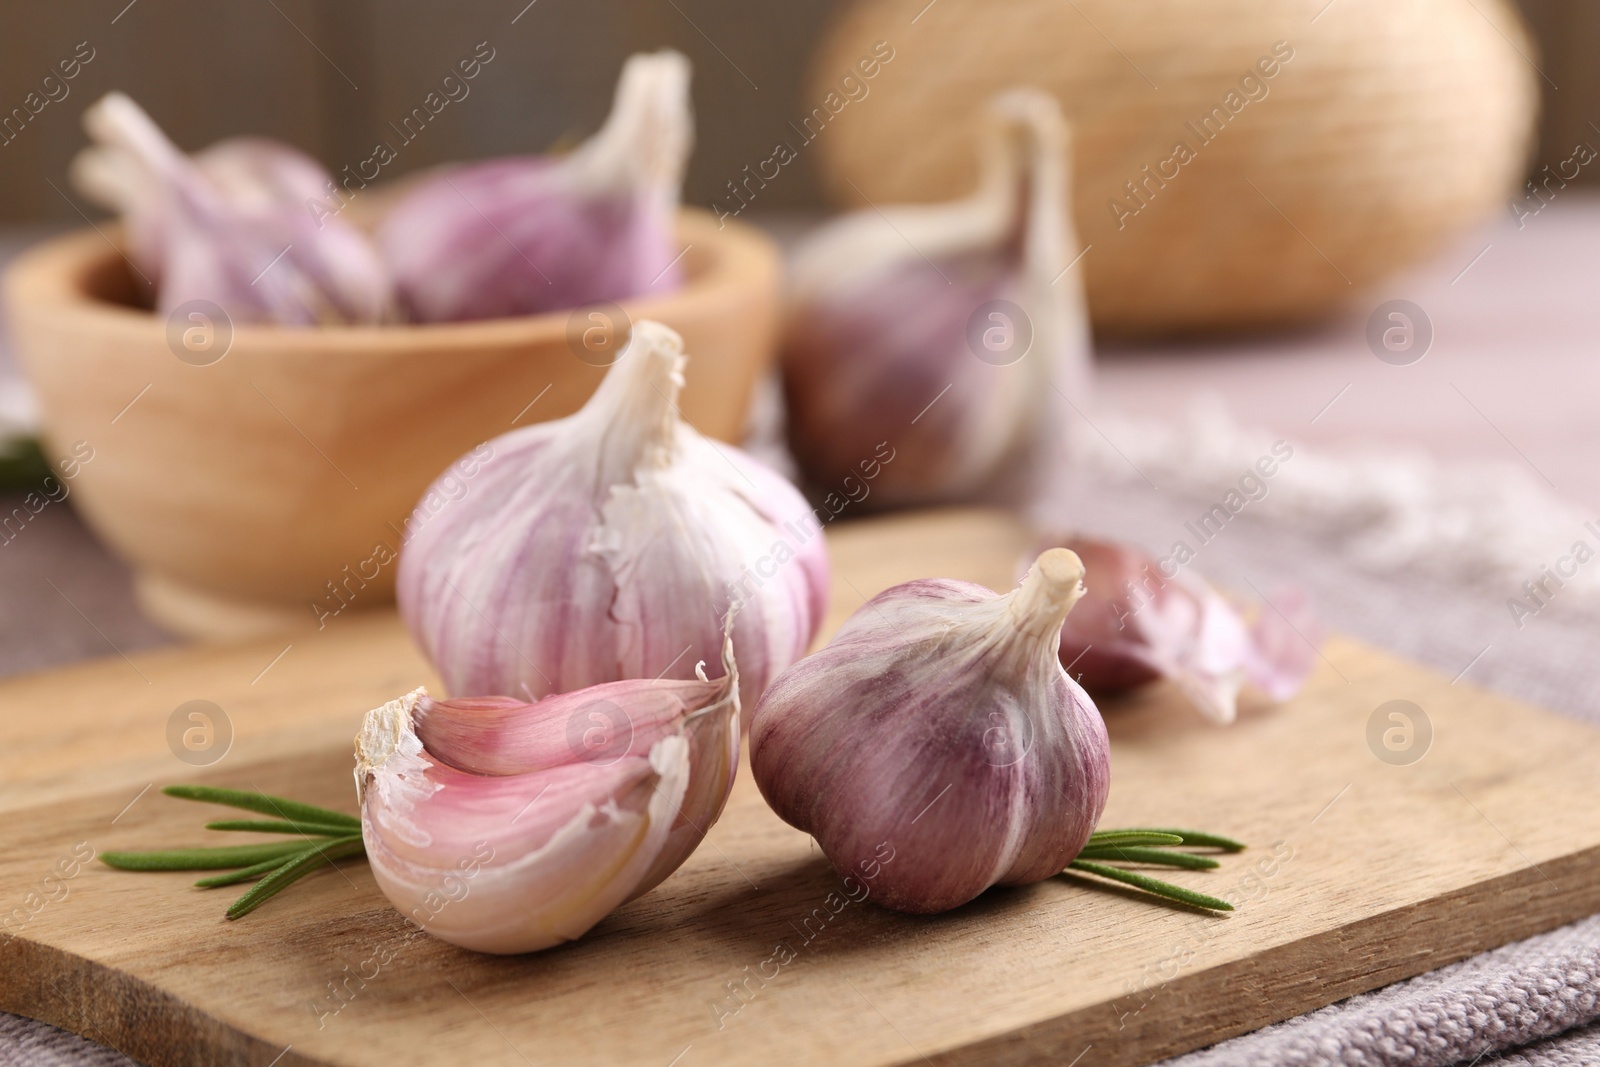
[
  {"left": 379, "top": 50, "right": 692, "bottom": 323},
  {"left": 750, "top": 549, "right": 1110, "bottom": 914},
  {"left": 1047, "top": 536, "right": 1319, "bottom": 723},
  {"left": 74, "top": 92, "right": 393, "bottom": 325},
  {"left": 782, "top": 89, "right": 1090, "bottom": 509},
  {"left": 397, "top": 319, "right": 828, "bottom": 718},
  {"left": 355, "top": 645, "right": 737, "bottom": 954}
]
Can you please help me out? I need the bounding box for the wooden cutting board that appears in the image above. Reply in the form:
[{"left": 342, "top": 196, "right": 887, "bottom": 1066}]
[{"left": 3, "top": 509, "right": 1599, "bottom": 1067}]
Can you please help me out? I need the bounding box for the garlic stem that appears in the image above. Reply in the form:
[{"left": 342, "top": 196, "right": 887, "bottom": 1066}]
[
  {"left": 1005, "top": 547, "right": 1086, "bottom": 637},
  {"left": 583, "top": 321, "right": 686, "bottom": 475}
]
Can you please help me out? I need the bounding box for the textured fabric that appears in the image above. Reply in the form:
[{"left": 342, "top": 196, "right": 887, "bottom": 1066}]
[
  {"left": 1160, "top": 914, "right": 1600, "bottom": 1067},
  {"left": 0, "top": 1015, "right": 137, "bottom": 1067}
]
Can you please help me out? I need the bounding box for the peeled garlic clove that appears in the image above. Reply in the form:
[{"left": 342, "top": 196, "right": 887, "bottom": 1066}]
[
  {"left": 357, "top": 689, "right": 691, "bottom": 954},
  {"left": 76, "top": 92, "right": 393, "bottom": 325},
  {"left": 1047, "top": 535, "right": 1319, "bottom": 723},
  {"left": 398, "top": 319, "right": 827, "bottom": 719},
  {"left": 750, "top": 549, "right": 1110, "bottom": 914},
  {"left": 378, "top": 50, "right": 691, "bottom": 323},
  {"left": 782, "top": 89, "right": 1090, "bottom": 509},
  {"left": 415, "top": 636, "right": 741, "bottom": 897}
]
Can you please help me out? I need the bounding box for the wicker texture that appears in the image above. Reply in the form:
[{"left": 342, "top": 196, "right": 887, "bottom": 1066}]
[{"left": 809, "top": 0, "right": 1538, "bottom": 335}]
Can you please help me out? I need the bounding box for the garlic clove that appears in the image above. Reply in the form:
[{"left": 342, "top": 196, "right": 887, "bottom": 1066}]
[
  {"left": 378, "top": 50, "right": 692, "bottom": 323},
  {"left": 1046, "top": 535, "right": 1318, "bottom": 722},
  {"left": 75, "top": 92, "right": 393, "bottom": 325},
  {"left": 397, "top": 319, "right": 827, "bottom": 719},
  {"left": 750, "top": 549, "right": 1111, "bottom": 914},
  {"left": 414, "top": 636, "right": 742, "bottom": 897},
  {"left": 781, "top": 89, "right": 1090, "bottom": 509},
  {"left": 356, "top": 688, "right": 691, "bottom": 954},
  {"left": 1242, "top": 584, "right": 1321, "bottom": 701}
]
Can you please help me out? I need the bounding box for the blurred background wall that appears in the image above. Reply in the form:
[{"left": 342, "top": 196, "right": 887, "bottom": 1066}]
[{"left": 0, "top": 0, "right": 1593, "bottom": 224}]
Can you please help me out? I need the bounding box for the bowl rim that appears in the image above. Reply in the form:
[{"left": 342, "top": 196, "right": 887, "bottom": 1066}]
[{"left": 1, "top": 206, "right": 776, "bottom": 352}]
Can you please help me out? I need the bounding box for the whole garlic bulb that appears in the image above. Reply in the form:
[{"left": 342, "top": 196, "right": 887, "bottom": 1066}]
[
  {"left": 73, "top": 133, "right": 332, "bottom": 285},
  {"left": 356, "top": 643, "right": 737, "bottom": 954},
  {"left": 398, "top": 320, "right": 829, "bottom": 716},
  {"left": 750, "top": 549, "right": 1110, "bottom": 914},
  {"left": 74, "top": 92, "right": 393, "bottom": 325},
  {"left": 379, "top": 50, "right": 692, "bottom": 323},
  {"left": 781, "top": 89, "right": 1089, "bottom": 509},
  {"left": 1047, "top": 536, "right": 1319, "bottom": 723}
]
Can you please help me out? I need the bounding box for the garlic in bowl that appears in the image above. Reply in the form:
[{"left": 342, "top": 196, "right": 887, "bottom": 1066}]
[{"left": 2, "top": 208, "right": 779, "bottom": 640}]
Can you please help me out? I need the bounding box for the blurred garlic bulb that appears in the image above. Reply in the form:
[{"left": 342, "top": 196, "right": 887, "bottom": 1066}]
[
  {"left": 398, "top": 320, "right": 828, "bottom": 717},
  {"left": 1045, "top": 535, "right": 1319, "bottom": 723},
  {"left": 750, "top": 549, "right": 1110, "bottom": 914},
  {"left": 782, "top": 88, "right": 1089, "bottom": 509},
  {"left": 73, "top": 92, "right": 393, "bottom": 325},
  {"left": 379, "top": 50, "right": 692, "bottom": 323},
  {"left": 356, "top": 643, "right": 737, "bottom": 954}
]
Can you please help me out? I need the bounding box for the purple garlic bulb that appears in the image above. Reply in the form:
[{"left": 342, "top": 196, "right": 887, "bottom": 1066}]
[
  {"left": 1048, "top": 536, "right": 1319, "bottom": 723},
  {"left": 397, "top": 320, "right": 828, "bottom": 719},
  {"left": 750, "top": 548, "right": 1110, "bottom": 914},
  {"left": 73, "top": 92, "right": 393, "bottom": 325},
  {"left": 781, "top": 89, "right": 1090, "bottom": 509},
  {"left": 378, "top": 50, "right": 691, "bottom": 323}
]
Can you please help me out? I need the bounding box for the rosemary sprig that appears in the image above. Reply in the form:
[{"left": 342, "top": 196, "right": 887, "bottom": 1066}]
[
  {"left": 1074, "top": 846, "right": 1221, "bottom": 870},
  {"left": 1067, "top": 826, "right": 1244, "bottom": 912},
  {"left": 101, "top": 841, "right": 316, "bottom": 871},
  {"left": 1068, "top": 859, "right": 1235, "bottom": 912},
  {"left": 1083, "top": 831, "right": 1185, "bottom": 848},
  {"left": 204, "top": 819, "right": 359, "bottom": 837},
  {"left": 100, "top": 786, "right": 367, "bottom": 919},
  {"left": 1110, "top": 828, "right": 1246, "bottom": 852},
  {"left": 193, "top": 855, "right": 307, "bottom": 889},
  {"left": 162, "top": 785, "right": 361, "bottom": 828},
  {"left": 226, "top": 837, "right": 365, "bottom": 919}
]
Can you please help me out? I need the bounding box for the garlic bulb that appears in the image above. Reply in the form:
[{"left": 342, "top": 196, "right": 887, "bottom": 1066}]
[
  {"left": 1046, "top": 536, "right": 1319, "bottom": 723},
  {"left": 397, "top": 319, "right": 828, "bottom": 717},
  {"left": 750, "top": 548, "right": 1110, "bottom": 914},
  {"left": 74, "top": 92, "right": 392, "bottom": 325},
  {"left": 378, "top": 50, "right": 692, "bottom": 323},
  {"left": 782, "top": 89, "right": 1089, "bottom": 509},
  {"left": 355, "top": 641, "right": 738, "bottom": 954}
]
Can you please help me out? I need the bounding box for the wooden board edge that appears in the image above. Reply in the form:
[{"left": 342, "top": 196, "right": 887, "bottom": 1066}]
[
  {"left": 914, "top": 842, "right": 1600, "bottom": 1067},
  {"left": 0, "top": 934, "right": 324, "bottom": 1067},
  {"left": 5, "top": 841, "right": 1598, "bottom": 1067}
]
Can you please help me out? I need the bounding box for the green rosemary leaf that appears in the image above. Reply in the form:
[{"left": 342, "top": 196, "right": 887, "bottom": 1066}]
[
  {"left": 204, "top": 819, "right": 358, "bottom": 837},
  {"left": 1084, "top": 831, "right": 1185, "bottom": 848},
  {"left": 193, "top": 854, "right": 313, "bottom": 888},
  {"left": 226, "top": 836, "right": 365, "bottom": 920},
  {"left": 1074, "top": 846, "right": 1221, "bottom": 870},
  {"left": 1100, "top": 827, "right": 1246, "bottom": 852},
  {"left": 1067, "top": 859, "right": 1234, "bottom": 912},
  {"left": 100, "top": 841, "right": 314, "bottom": 871},
  {"left": 163, "top": 785, "right": 361, "bottom": 828}
]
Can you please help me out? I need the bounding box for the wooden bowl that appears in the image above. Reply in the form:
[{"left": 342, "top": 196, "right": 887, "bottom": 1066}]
[
  {"left": 4, "top": 208, "right": 779, "bottom": 640},
  {"left": 809, "top": 0, "right": 1537, "bottom": 336}
]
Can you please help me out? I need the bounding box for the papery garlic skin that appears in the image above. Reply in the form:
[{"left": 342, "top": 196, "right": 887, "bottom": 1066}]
[
  {"left": 782, "top": 89, "right": 1090, "bottom": 509},
  {"left": 397, "top": 319, "right": 828, "bottom": 718},
  {"left": 356, "top": 644, "right": 737, "bottom": 954},
  {"left": 379, "top": 50, "right": 691, "bottom": 323},
  {"left": 74, "top": 92, "right": 393, "bottom": 325},
  {"left": 750, "top": 549, "right": 1110, "bottom": 914},
  {"left": 1048, "top": 536, "right": 1319, "bottom": 723}
]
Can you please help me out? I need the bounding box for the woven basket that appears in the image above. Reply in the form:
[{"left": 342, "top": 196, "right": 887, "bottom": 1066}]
[{"left": 808, "top": 0, "right": 1538, "bottom": 336}]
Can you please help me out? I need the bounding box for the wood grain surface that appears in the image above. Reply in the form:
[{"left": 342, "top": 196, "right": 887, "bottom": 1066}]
[{"left": 2, "top": 509, "right": 1598, "bottom": 1067}]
